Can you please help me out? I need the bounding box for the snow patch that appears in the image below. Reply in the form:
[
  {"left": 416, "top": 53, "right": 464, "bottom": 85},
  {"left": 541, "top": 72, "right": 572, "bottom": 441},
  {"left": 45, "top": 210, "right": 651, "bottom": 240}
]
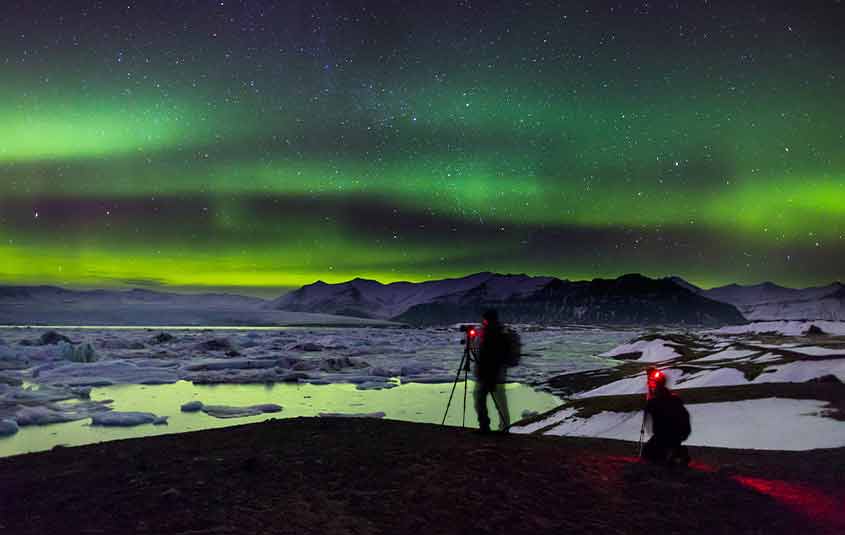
[
  {"left": 786, "top": 346, "right": 845, "bottom": 357},
  {"left": 675, "top": 367, "right": 749, "bottom": 389},
  {"left": 600, "top": 338, "right": 680, "bottom": 363},
  {"left": 692, "top": 348, "right": 759, "bottom": 362},
  {"left": 528, "top": 398, "right": 845, "bottom": 450},
  {"left": 753, "top": 360, "right": 845, "bottom": 384},
  {"left": 576, "top": 368, "right": 684, "bottom": 398}
]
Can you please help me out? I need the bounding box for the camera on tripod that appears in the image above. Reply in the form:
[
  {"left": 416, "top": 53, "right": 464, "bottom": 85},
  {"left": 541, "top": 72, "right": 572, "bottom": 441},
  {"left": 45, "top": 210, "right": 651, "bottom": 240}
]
[{"left": 459, "top": 324, "right": 479, "bottom": 343}]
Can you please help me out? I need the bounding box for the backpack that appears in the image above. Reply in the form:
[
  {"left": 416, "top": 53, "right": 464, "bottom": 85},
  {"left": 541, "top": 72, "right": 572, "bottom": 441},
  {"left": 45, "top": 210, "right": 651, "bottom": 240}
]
[
  {"left": 647, "top": 393, "right": 691, "bottom": 442},
  {"left": 669, "top": 396, "right": 692, "bottom": 441},
  {"left": 503, "top": 328, "right": 522, "bottom": 367}
]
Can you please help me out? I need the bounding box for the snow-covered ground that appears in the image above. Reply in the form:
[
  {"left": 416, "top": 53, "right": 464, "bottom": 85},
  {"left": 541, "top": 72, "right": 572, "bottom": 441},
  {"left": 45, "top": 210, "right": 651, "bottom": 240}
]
[
  {"left": 513, "top": 320, "right": 845, "bottom": 450},
  {"left": 513, "top": 399, "right": 845, "bottom": 450},
  {"left": 708, "top": 320, "right": 845, "bottom": 336}
]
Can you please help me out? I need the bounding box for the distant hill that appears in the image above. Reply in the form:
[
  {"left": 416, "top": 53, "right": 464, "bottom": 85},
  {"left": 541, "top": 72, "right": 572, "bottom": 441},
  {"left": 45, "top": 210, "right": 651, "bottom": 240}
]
[
  {"left": 671, "top": 278, "right": 845, "bottom": 321},
  {"left": 0, "top": 286, "right": 390, "bottom": 326},
  {"left": 272, "top": 273, "right": 745, "bottom": 326}
]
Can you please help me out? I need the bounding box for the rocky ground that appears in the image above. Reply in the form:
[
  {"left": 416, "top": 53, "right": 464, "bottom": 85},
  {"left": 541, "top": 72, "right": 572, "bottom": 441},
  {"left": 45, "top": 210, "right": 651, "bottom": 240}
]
[{"left": 1, "top": 417, "right": 843, "bottom": 534}]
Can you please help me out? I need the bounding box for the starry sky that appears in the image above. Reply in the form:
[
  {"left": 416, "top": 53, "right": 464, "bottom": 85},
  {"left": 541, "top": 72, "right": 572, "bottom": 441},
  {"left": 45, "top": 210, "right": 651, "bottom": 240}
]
[{"left": 1, "top": 0, "right": 843, "bottom": 296}]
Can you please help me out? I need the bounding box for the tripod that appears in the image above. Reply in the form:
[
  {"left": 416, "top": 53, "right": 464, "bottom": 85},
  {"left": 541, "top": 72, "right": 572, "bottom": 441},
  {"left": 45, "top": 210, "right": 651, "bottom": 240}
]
[
  {"left": 441, "top": 328, "right": 507, "bottom": 429},
  {"left": 638, "top": 412, "right": 646, "bottom": 457},
  {"left": 441, "top": 329, "right": 476, "bottom": 427}
]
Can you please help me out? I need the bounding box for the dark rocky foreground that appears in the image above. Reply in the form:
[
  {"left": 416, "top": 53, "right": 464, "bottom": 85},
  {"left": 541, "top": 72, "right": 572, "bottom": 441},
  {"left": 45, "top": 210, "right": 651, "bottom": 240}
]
[{"left": 1, "top": 418, "right": 843, "bottom": 534}]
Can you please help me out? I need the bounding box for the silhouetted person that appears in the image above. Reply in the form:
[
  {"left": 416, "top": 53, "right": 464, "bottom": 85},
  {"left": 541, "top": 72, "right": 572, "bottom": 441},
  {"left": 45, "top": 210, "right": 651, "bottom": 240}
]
[
  {"left": 474, "top": 309, "right": 510, "bottom": 433},
  {"left": 642, "top": 368, "right": 691, "bottom": 466}
]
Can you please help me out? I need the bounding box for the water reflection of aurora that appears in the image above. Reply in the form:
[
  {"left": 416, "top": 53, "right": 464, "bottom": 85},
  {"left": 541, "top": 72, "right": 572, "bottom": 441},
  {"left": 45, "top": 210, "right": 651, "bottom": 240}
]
[{"left": 0, "top": 381, "right": 560, "bottom": 458}]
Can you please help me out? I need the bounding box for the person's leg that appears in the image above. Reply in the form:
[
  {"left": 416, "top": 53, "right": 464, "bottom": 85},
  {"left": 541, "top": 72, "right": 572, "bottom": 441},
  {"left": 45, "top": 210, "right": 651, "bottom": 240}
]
[
  {"left": 491, "top": 383, "right": 510, "bottom": 431},
  {"left": 474, "top": 381, "right": 491, "bottom": 432},
  {"left": 642, "top": 435, "right": 666, "bottom": 462},
  {"left": 671, "top": 444, "right": 691, "bottom": 466}
]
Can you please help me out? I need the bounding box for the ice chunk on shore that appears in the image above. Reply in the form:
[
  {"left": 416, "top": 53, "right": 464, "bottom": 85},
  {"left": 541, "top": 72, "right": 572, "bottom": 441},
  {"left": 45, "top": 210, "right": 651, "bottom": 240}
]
[
  {"left": 200, "top": 403, "right": 282, "bottom": 419},
  {"left": 0, "top": 418, "right": 19, "bottom": 436},
  {"left": 91, "top": 412, "right": 162, "bottom": 427}
]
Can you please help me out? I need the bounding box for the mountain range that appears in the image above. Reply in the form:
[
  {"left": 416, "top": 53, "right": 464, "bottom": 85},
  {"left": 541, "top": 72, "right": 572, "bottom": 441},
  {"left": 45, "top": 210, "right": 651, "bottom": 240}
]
[
  {"left": 671, "top": 278, "right": 845, "bottom": 322},
  {"left": 2, "top": 273, "right": 843, "bottom": 326},
  {"left": 269, "top": 272, "right": 745, "bottom": 326}
]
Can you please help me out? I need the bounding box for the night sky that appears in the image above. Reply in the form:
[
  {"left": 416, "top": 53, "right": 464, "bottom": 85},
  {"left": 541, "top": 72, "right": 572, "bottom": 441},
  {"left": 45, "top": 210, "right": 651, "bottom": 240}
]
[{"left": 1, "top": 1, "right": 843, "bottom": 296}]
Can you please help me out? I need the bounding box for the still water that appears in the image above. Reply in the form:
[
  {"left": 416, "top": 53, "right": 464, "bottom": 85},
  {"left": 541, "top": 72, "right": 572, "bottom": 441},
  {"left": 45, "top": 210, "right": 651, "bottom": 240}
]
[{"left": 0, "top": 380, "right": 561, "bottom": 457}]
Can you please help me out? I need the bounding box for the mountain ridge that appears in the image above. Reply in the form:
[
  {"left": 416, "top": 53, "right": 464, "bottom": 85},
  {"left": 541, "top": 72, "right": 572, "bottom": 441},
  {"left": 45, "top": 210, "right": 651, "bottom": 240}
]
[{"left": 270, "top": 272, "right": 745, "bottom": 326}]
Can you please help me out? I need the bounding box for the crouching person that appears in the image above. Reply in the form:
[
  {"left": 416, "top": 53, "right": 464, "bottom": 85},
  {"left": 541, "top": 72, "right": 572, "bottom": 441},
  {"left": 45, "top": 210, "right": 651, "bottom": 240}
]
[{"left": 642, "top": 367, "right": 691, "bottom": 466}]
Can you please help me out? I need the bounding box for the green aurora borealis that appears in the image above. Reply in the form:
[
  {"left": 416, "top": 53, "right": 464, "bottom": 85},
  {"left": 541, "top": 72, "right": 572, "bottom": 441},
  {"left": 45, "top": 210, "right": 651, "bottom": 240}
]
[{"left": 1, "top": 1, "right": 843, "bottom": 295}]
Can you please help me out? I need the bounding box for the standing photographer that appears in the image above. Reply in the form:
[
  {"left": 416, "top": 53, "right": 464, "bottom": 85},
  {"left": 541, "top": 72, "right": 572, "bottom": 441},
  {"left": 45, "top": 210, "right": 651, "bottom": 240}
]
[{"left": 474, "top": 309, "right": 511, "bottom": 433}]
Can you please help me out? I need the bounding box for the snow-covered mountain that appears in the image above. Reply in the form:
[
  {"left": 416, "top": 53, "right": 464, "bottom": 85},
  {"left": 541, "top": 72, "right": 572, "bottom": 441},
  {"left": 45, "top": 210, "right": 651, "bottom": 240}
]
[
  {"left": 671, "top": 278, "right": 845, "bottom": 321},
  {"left": 272, "top": 273, "right": 744, "bottom": 326},
  {"left": 267, "top": 273, "right": 555, "bottom": 319}
]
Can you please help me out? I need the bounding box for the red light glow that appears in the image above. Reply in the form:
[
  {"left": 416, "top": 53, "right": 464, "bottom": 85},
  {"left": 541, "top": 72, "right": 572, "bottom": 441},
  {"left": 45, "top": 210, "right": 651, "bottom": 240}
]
[{"left": 733, "top": 476, "right": 845, "bottom": 530}]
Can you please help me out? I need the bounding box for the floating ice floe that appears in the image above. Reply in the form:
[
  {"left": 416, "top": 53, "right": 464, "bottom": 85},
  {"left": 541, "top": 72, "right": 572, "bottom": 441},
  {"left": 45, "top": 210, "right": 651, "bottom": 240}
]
[
  {"left": 36, "top": 360, "right": 180, "bottom": 386},
  {"left": 180, "top": 401, "right": 204, "bottom": 412},
  {"left": 355, "top": 381, "right": 398, "bottom": 390},
  {"left": 0, "top": 418, "right": 19, "bottom": 436},
  {"left": 14, "top": 402, "right": 112, "bottom": 426},
  {"left": 59, "top": 342, "right": 98, "bottom": 363},
  {"left": 181, "top": 357, "right": 280, "bottom": 372},
  {"left": 91, "top": 412, "right": 168, "bottom": 427},
  {"left": 200, "top": 403, "right": 282, "bottom": 419}
]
